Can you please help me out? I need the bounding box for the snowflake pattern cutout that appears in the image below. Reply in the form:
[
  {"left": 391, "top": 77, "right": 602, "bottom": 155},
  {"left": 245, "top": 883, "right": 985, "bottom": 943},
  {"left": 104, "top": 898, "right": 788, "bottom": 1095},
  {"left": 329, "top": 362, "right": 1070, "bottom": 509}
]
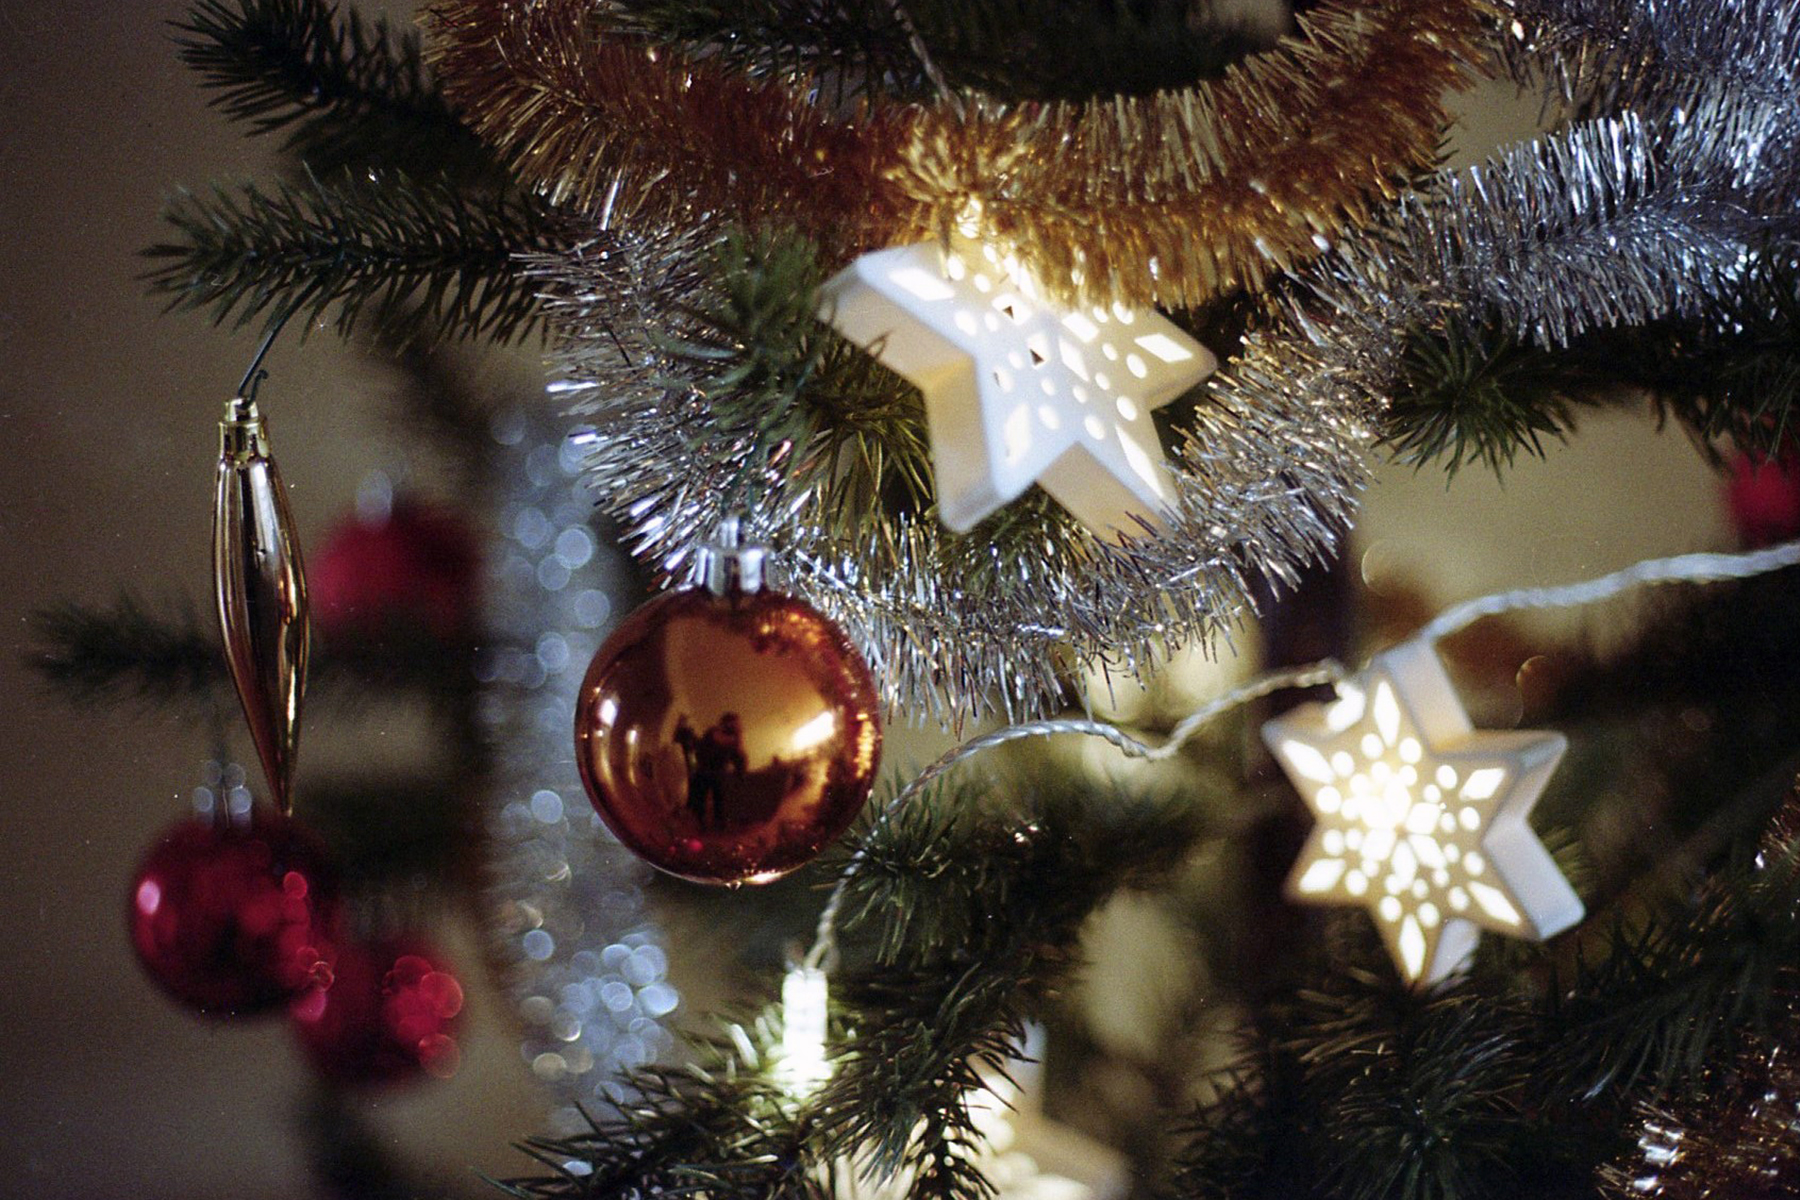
[
  {"left": 1263, "top": 641, "right": 1584, "bottom": 986},
  {"left": 819, "top": 238, "right": 1216, "bottom": 536}
]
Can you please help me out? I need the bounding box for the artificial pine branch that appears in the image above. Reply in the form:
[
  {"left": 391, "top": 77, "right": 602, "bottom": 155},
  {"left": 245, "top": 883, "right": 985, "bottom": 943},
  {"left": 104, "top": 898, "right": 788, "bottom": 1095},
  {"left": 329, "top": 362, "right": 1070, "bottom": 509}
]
[
  {"left": 1381, "top": 323, "right": 1602, "bottom": 475},
  {"left": 28, "top": 596, "right": 218, "bottom": 707},
  {"left": 501, "top": 774, "right": 1216, "bottom": 1200},
  {"left": 659, "top": 226, "right": 935, "bottom": 524},
  {"left": 816, "top": 775, "right": 1215, "bottom": 1200},
  {"left": 496, "top": 1059, "right": 821, "bottom": 1200},
  {"left": 613, "top": 0, "right": 1265, "bottom": 102},
  {"left": 1618, "top": 254, "right": 1800, "bottom": 455},
  {"left": 1381, "top": 251, "right": 1800, "bottom": 472},
  {"left": 174, "top": 0, "right": 500, "bottom": 184},
  {"left": 1168, "top": 784, "right": 1800, "bottom": 1200},
  {"left": 1544, "top": 822, "right": 1800, "bottom": 1102},
  {"left": 29, "top": 596, "right": 479, "bottom": 705},
  {"left": 143, "top": 169, "right": 556, "bottom": 344}
]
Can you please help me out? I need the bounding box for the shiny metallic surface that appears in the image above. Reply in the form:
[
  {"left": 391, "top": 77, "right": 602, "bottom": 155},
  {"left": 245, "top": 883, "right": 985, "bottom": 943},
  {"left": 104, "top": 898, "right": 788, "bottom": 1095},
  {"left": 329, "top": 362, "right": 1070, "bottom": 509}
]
[
  {"left": 575, "top": 585, "right": 881, "bottom": 885},
  {"left": 213, "top": 394, "right": 309, "bottom": 815}
]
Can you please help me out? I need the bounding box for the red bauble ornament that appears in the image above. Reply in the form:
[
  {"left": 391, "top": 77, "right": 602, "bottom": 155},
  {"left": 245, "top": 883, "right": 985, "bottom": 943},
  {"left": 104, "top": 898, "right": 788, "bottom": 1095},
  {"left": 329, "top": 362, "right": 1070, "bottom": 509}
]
[
  {"left": 1726, "top": 450, "right": 1800, "bottom": 548},
  {"left": 291, "top": 935, "right": 464, "bottom": 1086},
  {"left": 311, "top": 499, "right": 481, "bottom": 641},
  {"left": 574, "top": 540, "right": 881, "bottom": 885},
  {"left": 128, "top": 810, "right": 338, "bottom": 1017}
]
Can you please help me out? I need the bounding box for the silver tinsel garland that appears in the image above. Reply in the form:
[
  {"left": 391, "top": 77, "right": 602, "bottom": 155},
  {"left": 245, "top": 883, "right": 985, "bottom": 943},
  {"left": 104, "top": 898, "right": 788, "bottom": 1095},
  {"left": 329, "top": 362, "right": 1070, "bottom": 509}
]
[
  {"left": 536, "top": 227, "right": 1362, "bottom": 724},
  {"left": 530, "top": 0, "right": 1800, "bottom": 725},
  {"left": 1502, "top": 0, "right": 1800, "bottom": 113},
  {"left": 1217, "top": 0, "right": 1800, "bottom": 476}
]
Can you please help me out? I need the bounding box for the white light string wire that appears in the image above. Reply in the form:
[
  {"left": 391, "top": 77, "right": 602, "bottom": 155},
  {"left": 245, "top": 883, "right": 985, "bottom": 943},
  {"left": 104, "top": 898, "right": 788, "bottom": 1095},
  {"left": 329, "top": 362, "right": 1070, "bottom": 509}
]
[{"left": 800, "top": 535, "right": 1800, "bottom": 978}]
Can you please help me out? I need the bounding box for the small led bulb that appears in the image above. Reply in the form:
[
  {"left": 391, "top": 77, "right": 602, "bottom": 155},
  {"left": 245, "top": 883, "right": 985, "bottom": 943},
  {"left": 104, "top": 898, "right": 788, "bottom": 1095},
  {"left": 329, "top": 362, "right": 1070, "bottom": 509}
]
[{"left": 774, "top": 963, "right": 831, "bottom": 1096}]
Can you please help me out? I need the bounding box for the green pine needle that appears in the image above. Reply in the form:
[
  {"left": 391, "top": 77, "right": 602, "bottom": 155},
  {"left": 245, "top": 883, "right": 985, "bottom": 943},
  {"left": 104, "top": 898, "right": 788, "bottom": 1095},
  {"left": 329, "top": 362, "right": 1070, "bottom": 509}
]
[
  {"left": 28, "top": 596, "right": 219, "bottom": 707},
  {"left": 1381, "top": 323, "right": 1592, "bottom": 477},
  {"left": 613, "top": 0, "right": 1269, "bottom": 102},
  {"left": 1384, "top": 251, "right": 1800, "bottom": 476},
  {"left": 660, "top": 226, "right": 936, "bottom": 525},
  {"left": 143, "top": 170, "right": 555, "bottom": 344},
  {"left": 174, "top": 0, "right": 498, "bottom": 184}
]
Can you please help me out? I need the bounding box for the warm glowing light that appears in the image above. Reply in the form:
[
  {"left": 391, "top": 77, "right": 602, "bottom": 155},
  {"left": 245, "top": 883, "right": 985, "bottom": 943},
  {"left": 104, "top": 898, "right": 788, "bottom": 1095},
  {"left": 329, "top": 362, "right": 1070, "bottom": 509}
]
[
  {"left": 789, "top": 710, "right": 838, "bottom": 754},
  {"left": 820, "top": 237, "right": 1217, "bottom": 535},
  {"left": 1264, "top": 641, "right": 1584, "bottom": 986},
  {"left": 774, "top": 964, "right": 831, "bottom": 1096}
]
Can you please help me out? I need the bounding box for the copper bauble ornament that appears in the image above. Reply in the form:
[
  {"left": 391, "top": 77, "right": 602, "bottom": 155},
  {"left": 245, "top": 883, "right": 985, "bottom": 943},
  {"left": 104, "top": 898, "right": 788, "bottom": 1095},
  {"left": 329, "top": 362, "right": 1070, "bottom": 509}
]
[{"left": 575, "top": 524, "right": 881, "bottom": 884}]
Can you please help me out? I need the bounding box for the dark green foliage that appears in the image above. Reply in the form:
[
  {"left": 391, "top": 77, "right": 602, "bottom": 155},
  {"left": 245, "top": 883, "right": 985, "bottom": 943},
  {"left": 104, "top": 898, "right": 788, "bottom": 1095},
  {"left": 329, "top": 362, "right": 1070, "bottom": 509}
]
[
  {"left": 1383, "top": 254, "right": 1800, "bottom": 474},
  {"left": 174, "top": 0, "right": 499, "bottom": 184},
  {"left": 28, "top": 596, "right": 218, "bottom": 708},
  {"left": 1168, "top": 567, "right": 1800, "bottom": 1200},
  {"left": 1613, "top": 256, "right": 1800, "bottom": 457},
  {"left": 667, "top": 227, "right": 935, "bottom": 524},
  {"left": 613, "top": 0, "right": 1270, "bottom": 103},
  {"left": 496, "top": 1064, "right": 820, "bottom": 1200},
  {"left": 28, "top": 594, "right": 480, "bottom": 706},
  {"left": 143, "top": 170, "right": 555, "bottom": 344},
  {"left": 506, "top": 774, "right": 1214, "bottom": 1200},
  {"left": 1286, "top": 971, "right": 1551, "bottom": 1200},
  {"left": 1175, "top": 945, "right": 1571, "bottom": 1200},
  {"left": 1543, "top": 824, "right": 1800, "bottom": 1102},
  {"left": 1382, "top": 323, "right": 1598, "bottom": 475},
  {"left": 1169, "top": 830, "right": 1800, "bottom": 1200},
  {"left": 151, "top": 0, "right": 560, "bottom": 345},
  {"left": 817, "top": 776, "right": 1213, "bottom": 1200}
]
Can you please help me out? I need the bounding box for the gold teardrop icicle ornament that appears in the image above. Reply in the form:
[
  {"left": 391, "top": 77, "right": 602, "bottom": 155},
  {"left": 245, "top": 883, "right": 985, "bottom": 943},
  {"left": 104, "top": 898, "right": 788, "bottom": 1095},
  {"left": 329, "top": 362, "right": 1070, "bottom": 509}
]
[{"left": 214, "top": 393, "right": 310, "bottom": 815}]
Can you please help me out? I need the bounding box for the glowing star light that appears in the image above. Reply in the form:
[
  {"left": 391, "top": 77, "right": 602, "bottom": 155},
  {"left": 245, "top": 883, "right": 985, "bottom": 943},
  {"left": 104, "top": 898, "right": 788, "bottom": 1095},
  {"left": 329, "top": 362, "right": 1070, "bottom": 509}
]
[
  {"left": 820, "top": 239, "right": 1216, "bottom": 536},
  {"left": 1263, "top": 641, "right": 1583, "bottom": 986}
]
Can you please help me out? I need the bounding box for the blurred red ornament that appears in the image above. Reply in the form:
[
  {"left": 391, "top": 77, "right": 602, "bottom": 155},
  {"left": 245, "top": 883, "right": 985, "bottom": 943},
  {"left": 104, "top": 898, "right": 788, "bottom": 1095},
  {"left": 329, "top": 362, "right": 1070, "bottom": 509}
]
[
  {"left": 128, "top": 809, "right": 338, "bottom": 1017},
  {"left": 575, "top": 577, "right": 881, "bottom": 886},
  {"left": 291, "top": 935, "right": 464, "bottom": 1086},
  {"left": 1725, "top": 450, "right": 1800, "bottom": 548},
  {"left": 311, "top": 499, "right": 480, "bottom": 640}
]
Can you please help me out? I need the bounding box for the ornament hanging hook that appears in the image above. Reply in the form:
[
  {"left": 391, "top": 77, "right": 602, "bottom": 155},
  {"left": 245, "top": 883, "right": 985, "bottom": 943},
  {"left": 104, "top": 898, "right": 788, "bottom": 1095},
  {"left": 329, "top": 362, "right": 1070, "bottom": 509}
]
[{"left": 234, "top": 283, "right": 320, "bottom": 401}]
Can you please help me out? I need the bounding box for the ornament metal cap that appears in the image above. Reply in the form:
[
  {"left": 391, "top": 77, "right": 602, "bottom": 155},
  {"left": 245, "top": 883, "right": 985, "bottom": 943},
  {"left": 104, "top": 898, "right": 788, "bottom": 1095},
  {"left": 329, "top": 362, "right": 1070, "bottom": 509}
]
[
  {"left": 219, "top": 394, "right": 272, "bottom": 461},
  {"left": 697, "top": 517, "right": 766, "bottom": 595}
]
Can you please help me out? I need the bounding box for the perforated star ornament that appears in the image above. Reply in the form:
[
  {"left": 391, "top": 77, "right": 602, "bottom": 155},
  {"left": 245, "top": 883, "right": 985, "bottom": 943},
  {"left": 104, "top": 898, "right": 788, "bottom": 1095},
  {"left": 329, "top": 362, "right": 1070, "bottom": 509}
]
[
  {"left": 820, "top": 237, "right": 1217, "bottom": 536},
  {"left": 1263, "top": 641, "right": 1585, "bottom": 986}
]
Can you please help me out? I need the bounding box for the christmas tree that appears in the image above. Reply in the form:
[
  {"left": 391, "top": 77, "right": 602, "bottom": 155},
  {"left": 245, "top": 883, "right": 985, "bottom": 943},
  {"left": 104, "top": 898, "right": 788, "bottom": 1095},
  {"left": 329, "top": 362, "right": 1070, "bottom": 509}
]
[{"left": 25, "top": 0, "right": 1800, "bottom": 1197}]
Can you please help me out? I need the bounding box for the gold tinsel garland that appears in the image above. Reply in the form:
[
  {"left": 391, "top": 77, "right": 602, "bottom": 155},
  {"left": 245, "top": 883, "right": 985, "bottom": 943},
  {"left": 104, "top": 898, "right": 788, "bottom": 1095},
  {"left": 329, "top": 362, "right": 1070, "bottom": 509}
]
[
  {"left": 423, "top": 0, "right": 1492, "bottom": 307},
  {"left": 1600, "top": 998, "right": 1800, "bottom": 1199},
  {"left": 422, "top": 0, "right": 922, "bottom": 262},
  {"left": 1599, "top": 781, "right": 1800, "bottom": 1200}
]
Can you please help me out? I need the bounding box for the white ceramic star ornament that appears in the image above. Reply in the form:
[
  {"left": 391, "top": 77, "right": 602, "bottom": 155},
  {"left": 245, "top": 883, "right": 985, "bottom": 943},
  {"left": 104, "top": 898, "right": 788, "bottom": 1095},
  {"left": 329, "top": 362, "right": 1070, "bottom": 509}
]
[
  {"left": 1263, "top": 640, "right": 1584, "bottom": 986},
  {"left": 819, "top": 237, "right": 1216, "bottom": 536}
]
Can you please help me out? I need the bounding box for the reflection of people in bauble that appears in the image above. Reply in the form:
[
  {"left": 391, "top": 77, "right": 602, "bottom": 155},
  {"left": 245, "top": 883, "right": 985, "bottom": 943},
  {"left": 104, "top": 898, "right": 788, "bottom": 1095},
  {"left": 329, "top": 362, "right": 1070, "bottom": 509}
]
[
  {"left": 672, "top": 716, "right": 698, "bottom": 769},
  {"left": 688, "top": 712, "right": 746, "bottom": 825}
]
